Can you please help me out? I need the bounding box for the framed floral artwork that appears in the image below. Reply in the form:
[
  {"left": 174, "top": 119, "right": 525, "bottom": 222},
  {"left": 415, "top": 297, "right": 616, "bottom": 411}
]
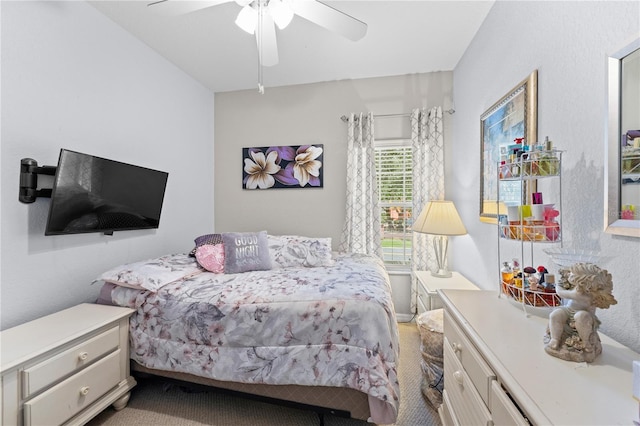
[
  {"left": 480, "top": 70, "right": 537, "bottom": 223},
  {"left": 242, "top": 144, "right": 324, "bottom": 190}
]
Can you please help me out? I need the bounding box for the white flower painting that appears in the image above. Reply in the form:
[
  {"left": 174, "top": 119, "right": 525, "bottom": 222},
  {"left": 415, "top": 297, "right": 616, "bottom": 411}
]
[{"left": 243, "top": 144, "right": 324, "bottom": 190}]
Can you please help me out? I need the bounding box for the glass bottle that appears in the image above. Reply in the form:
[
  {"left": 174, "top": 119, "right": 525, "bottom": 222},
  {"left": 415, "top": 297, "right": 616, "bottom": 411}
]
[
  {"left": 511, "top": 259, "right": 522, "bottom": 299},
  {"left": 543, "top": 274, "right": 558, "bottom": 306},
  {"left": 501, "top": 262, "right": 513, "bottom": 295},
  {"left": 511, "top": 258, "right": 520, "bottom": 276}
]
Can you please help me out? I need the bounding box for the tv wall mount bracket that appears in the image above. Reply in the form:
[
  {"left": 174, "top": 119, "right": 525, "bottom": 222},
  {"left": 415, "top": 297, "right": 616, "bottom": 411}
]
[{"left": 19, "top": 158, "right": 56, "bottom": 204}]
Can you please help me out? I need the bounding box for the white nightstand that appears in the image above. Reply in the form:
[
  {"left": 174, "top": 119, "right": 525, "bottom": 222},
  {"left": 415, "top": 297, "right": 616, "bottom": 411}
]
[
  {"left": 1, "top": 303, "right": 136, "bottom": 425},
  {"left": 414, "top": 270, "right": 479, "bottom": 313}
]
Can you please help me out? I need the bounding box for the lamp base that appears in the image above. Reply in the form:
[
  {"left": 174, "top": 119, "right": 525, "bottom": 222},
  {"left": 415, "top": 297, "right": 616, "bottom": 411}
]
[
  {"left": 431, "top": 269, "right": 452, "bottom": 278},
  {"left": 432, "top": 235, "right": 451, "bottom": 278}
]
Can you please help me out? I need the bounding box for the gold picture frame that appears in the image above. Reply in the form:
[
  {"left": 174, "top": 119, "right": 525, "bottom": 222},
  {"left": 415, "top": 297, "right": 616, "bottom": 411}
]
[{"left": 480, "top": 70, "right": 538, "bottom": 223}]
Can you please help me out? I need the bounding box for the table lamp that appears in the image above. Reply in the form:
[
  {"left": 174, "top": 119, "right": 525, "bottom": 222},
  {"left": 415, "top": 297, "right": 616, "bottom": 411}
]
[{"left": 413, "top": 200, "right": 467, "bottom": 278}]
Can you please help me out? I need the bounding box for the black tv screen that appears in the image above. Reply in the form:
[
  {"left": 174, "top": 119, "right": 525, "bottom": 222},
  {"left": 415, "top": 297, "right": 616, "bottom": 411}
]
[{"left": 45, "top": 149, "right": 169, "bottom": 236}]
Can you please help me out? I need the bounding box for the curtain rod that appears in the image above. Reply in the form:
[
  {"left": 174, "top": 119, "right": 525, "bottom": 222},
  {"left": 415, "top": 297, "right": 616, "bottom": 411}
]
[{"left": 340, "top": 109, "right": 455, "bottom": 122}]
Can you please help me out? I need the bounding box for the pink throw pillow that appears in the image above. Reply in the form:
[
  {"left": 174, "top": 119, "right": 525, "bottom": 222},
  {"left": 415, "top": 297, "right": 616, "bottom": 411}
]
[{"left": 195, "top": 244, "right": 225, "bottom": 274}]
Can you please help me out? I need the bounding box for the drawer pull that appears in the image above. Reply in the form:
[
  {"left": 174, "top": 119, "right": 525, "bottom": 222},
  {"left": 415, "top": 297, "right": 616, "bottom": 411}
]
[
  {"left": 451, "top": 342, "right": 462, "bottom": 353},
  {"left": 78, "top": 351, "right": 89, "bottom": 361},
  {"left": 79, "top": 386, "right": 90, "bottom": 396},
  {"left": 453, "top": 370, "right": 464, "bottom": 385}
]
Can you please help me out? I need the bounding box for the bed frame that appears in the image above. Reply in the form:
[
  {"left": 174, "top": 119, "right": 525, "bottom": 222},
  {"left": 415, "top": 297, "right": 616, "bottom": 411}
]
[{"left": 131, "top": 361, "right": 372, "bottom": 423}]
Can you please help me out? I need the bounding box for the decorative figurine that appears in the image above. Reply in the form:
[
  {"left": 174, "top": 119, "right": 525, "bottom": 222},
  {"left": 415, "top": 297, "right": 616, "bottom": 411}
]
[
  {"left": 544, "top": 263, "right": 617, "bottom": 363},
  {"left": 537, "top": 265, "right": 548, "bottom": 285},
  {"left": 524, "top": 266, "right": 542, "bottom": 291}
]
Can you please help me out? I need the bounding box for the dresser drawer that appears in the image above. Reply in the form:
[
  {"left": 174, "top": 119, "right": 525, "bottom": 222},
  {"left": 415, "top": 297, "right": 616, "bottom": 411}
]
[
  {"left": 443, "top": 340, "right": 492, "bottom": 426},
  {"left": 23, "top": 349, "right": 121, "bottom": 426},
  {"left": 22, "top": 325, "right": 120, "bottom": 398},
  {"left": 444, "top": 311, "right": 495, "bottom": 406},
  {"left": 490, "top": 380, "right": 529, "bottom": 426},
  {"left": 439, "top": 389, "right": 459, "bottom": 426}
]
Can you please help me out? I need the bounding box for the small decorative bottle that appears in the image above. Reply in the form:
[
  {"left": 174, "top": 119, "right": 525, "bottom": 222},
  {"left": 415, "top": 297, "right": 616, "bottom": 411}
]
[
  {"left": 512, "top": 258, "right": 520, "bottom": 276},
  {"left": 544, "top": 208, "right": 561, "bottom": 241},
  {"left": 538, "top": 136, "right": 559, "bottom": 176},
  {"left": 511, "top": 259, "right": 522, "bottom": 300},
  {"left": 621, "top": 205, "right": 635, "bottom": 220},
  {"left": 501, "top": 262, "right": 513, "bottom": 295}
]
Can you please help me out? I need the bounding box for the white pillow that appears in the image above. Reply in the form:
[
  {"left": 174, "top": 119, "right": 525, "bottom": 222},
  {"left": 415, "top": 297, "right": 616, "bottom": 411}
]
[
  {"left": 268, "top": 235, "right": 335, "bottom": 269},
  {"left": 97, "top": 253, "right": 203, "bottom": 292}
]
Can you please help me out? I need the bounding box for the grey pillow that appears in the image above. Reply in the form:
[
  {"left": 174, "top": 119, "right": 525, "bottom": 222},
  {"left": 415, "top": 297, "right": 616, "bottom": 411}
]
[{"left": 222, "top": 231, "right": 272, "bottom": 274}]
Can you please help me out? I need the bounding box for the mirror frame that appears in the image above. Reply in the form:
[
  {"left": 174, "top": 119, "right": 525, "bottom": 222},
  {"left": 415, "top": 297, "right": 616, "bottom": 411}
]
[
  {"left": 605, "top": 37, "right": 640, "bottom": 238},
  {"left": 479, "top": 70, "right": 538, "bottom": 224}
]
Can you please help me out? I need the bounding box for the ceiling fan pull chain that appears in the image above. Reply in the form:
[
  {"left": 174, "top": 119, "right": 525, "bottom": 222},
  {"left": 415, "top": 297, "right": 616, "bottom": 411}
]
[
  {"left": 257, "top": 0, "right": 265, "bottom": 94},
  {"left": 258, "top": 65, "right": 264, "bottom": 94}
]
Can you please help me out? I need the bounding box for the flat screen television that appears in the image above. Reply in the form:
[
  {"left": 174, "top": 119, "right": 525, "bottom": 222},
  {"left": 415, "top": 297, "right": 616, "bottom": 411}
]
[{"left": 45, "top": 149, "right": 169, "bottom": 236}]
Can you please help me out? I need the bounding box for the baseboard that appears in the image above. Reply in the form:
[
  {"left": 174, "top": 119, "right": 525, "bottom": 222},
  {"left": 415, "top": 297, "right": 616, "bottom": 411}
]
[{"left": 396, "top": 313, "right": 414, "bottom": 323}]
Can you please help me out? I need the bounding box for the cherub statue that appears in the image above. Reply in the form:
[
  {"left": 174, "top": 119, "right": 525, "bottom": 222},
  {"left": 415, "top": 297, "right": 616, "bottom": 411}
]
[{"left": 544, "top": 262, "right": 617, "bottom": 362}]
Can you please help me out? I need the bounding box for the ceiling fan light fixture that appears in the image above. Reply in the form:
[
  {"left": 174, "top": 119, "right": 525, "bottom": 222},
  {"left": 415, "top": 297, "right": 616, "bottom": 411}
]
[
  {"left": 235, "top": 5, "right": 258, "bottom": 34},
  {"left": 268, "top": 0, "right": 294, "bottom": 30}
]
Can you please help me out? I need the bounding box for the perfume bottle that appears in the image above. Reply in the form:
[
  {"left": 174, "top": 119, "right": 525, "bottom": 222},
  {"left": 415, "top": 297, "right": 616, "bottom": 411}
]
[
  {"left": 543, "top": 274, "right": 558, "bottom": 306},
  {"left": 511, "top": 259, "right": 522, "bottom": 300},
  {"left": 501, "top": 261, "right": 514, "bottom": 295},
  {"left": 512, "top": 258, "right": 520, "bottom": 276},
  {"left": 621, "top": 205, "right": 635, "bottom": 220},
  {"left": 538, "top": 137, "right": 559, "bottom": 176}
]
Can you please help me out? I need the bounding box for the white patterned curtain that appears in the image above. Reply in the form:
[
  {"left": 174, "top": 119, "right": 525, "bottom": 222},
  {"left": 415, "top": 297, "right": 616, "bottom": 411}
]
[
  {"left": 411, "top": 106, "right": 445, "bottom": 313},
  {"left": 339, "top": 112, "right": 382, "bottom": 257}
]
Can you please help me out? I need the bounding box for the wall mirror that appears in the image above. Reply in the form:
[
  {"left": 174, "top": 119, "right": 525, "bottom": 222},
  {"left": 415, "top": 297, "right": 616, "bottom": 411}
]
[{"left": 605, "top": 37, "right": 640, "bottom": 237}]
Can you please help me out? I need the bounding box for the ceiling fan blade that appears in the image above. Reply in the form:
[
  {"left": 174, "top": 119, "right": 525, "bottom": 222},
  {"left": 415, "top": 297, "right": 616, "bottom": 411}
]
[
  {"left": 256, "top": 13, "right": 279, "bottom": 67},
  {"left": 147, "top": 0, "right": 235, "bottom": 16},
  {"left": 291, "top": 0, "right": 367, "bottom": 41}
]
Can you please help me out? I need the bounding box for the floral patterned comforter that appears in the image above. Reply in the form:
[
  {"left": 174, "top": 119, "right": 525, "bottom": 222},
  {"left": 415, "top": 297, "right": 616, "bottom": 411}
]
[{"left": 108, "top": 252, "right": 400, "bottom": 423}]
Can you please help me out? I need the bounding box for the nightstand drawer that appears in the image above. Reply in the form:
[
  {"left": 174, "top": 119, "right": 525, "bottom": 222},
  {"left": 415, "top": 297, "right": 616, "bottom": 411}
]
[
  {"left": 23, "top": 349, "right": 121, "bottom": 426},
  {"left": 417, "top": 289, "right": 429, "bottom": 314},
  {"left": 444, "top": 312, "right": 495, "bottom": 406},
  {"left": 443, "top": 341, "right": 491, "bottom": 426},
  {"left": 22, "top": 325, "right": 119, "bottom": 398}
]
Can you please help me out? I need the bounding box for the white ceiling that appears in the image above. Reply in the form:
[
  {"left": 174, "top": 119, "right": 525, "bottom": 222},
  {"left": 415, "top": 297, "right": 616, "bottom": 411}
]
[{"left": 89, "top": 0, "right": 495, "bottom": 93}]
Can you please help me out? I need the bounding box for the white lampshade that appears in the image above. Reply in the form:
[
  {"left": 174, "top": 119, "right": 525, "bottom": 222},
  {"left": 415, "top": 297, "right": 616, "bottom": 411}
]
[
  {"left": 413, "top": 200, "right": 467, "bottom": 278},
  {"left": 413, "top": 200, "right": 467, "bottom": 236}
]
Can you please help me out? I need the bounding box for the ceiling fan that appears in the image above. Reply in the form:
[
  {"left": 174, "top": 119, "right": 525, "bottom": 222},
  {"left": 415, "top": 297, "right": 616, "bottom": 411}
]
[{"left": 148, "top": 0, "right": 367, "bottom": 92}]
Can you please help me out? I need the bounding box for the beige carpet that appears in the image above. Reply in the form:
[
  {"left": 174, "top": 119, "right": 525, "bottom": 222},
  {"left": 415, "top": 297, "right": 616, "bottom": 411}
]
[{"left": 88, "top": 322, "right": 441, "bottom": 426}]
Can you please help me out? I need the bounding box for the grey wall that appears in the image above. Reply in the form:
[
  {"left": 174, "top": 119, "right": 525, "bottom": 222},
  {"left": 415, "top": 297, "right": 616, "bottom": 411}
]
[
  {"left": 214, "top": 73, "right": 453, "bottom": 242},
  {"left": 450, "top": 0, "right": 640, "bottom": 351},
  {"left": 1, "top": 1, "right": 215, "bottom": 329},
  {"left": 214, "top": 73, "right": 454, "bottom": 316}
]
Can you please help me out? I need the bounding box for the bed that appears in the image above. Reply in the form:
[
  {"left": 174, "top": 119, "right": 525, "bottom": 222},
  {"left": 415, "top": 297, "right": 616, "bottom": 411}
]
[{"left": 95, "top": 232, "right": 400, "bottom": 424}]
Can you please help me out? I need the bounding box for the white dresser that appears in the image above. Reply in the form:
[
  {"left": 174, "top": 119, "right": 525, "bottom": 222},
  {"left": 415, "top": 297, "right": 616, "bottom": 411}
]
[
  {"left": 439, "top": 289, "right": 640, "bottom": 426},
  {"left": 1, "top": 303, "right": 136, "bottom": 425}
]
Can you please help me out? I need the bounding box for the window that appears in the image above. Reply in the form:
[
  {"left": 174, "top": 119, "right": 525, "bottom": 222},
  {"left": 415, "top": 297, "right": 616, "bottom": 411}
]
[{"left": 375, "top": 139, "right": 413, "bottom": 267}]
